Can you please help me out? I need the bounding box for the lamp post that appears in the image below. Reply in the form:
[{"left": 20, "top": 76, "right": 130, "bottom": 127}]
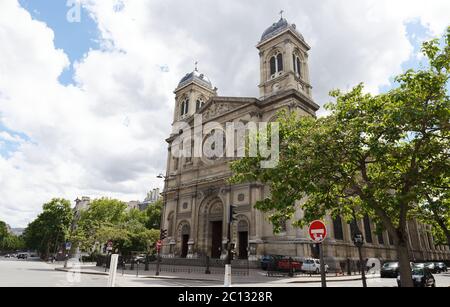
[
  {"left": 353, "top": 232, "right": 367, "bottom": 287},
  {"left": 156, "top": 173, "right": 168, "bottom": 276}
]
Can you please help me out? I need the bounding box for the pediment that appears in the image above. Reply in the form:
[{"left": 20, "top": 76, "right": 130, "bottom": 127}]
[{"left": 199, "top": 97, "right": 257, "bottom": 121}]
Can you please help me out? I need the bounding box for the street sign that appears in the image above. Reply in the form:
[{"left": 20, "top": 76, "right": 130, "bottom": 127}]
[
  {"left": 106, "top": 240, "right": 113, "bottom": 251},
  {"left": 309, "top": 220, "right": 327, "bottom": 243},
  {"left": 65, "top": 242, "right": 72, "bottom": 251}
]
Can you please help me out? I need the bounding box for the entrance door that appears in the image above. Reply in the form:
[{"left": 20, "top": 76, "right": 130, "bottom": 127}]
[
  {"left": 181, "top": 235, "right": 189, "bottom": 258},
  {"left": 211, "top": 221, "right": 223, "bottom": 259},
  {"left": 239, "top": 231, "right": 248, "bottom": 260}
]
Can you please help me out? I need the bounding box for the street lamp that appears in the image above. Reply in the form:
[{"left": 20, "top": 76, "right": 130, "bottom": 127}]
[
  {"left": 353, "top": 231, "right": 367, "bottom": 288},
  {"left": 156, "top": 173, "right": 169, "bottom": 276}
]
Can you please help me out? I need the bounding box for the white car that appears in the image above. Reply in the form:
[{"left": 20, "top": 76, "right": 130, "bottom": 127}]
[{"left": 302, "top": 259, "right": 329, "bottom": 274}]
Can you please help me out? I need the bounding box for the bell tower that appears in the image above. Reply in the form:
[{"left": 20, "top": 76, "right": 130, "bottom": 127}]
[
  {"left": 173, "top": 65, "right": 217, "bottom": 123},
  {"left": 257, "top": 16, "right": 312, "bottom": 99}
]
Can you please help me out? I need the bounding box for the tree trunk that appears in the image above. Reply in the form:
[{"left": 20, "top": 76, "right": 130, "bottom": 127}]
[{"left": 396, "top": 239, "right": 413, "bottom": 287}]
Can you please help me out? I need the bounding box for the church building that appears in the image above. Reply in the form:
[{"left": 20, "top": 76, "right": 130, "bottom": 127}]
[{"left": 160, "top": 17, "right": 450, "bottom": 268}]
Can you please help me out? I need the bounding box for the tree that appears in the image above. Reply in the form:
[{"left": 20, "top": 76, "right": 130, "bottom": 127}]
[
  {"left": 144, "top": 199, "right": 163, "bottom": 230},
  {"left": 230, "top": 28, "right": 449, "bottom": 287},
  {"left": 0, "top": 221, "right": 8, "bottom": 242},
  {"left": 23, "top": 199, "right": 73, "bottom": 258},
  {"left": 414, "top": 177, "right": 450, "bottom": 247},
  {"left": 1, "top": 234, "right": 25, "bottom": 252},
  {"left": 71, "top": 198, "right": 127, "bottom": 252}
]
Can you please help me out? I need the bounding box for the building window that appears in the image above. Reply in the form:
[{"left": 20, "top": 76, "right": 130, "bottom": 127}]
[
  {"left": 388, "top": 232, "right": 394, "bottom": 246},
  {"left": 180, "top": 98, "right": 189, "bottom": 116},
  {"left": 293, "top": 54, "right": 302, "bottom": 76},
  {"left": 277, "top": 53, "right": 283, "bottom": 72},
  {"left": 350, "top": 219, "right": 358, "bottom": 239},
  {"left": 363, "top": 215, "right": 373, "bottom": 244},
  {"left": 182, "top": 202, "right": 188, "bottom": 210},
  {"left": 196, "top": 99, "right": 204, "bottom": 112},
  {"left": 269, "top": 53, "right": 283, "bottom": 77},
  {"left": 270, "top": 57, "right": 276, "bottom": 76},
  {"left": 238, "top": 194, "right": 245, "bottom": 202},
  {"left": 279, "top": 219, "right": 287, "bottom": 233},
  {"left": 333, "top": 216, "right": 344, "bottom": 240},
  {"left": 377, "top": 232, "right": 385, "bottom": 245}
]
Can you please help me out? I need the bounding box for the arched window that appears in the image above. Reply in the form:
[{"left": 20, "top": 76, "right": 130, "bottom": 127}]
[
  {"left": 270, "top": 57, "right": 276, "bottom": 76},
  {"left": 269, "top": 52, "right": 283, "bottom": 78},
  {"left": 293, "top": 53, "right": 302, "bottom": 77},
  {"left": 279, "top": 218, "right": 287, "bottom": 233},
  {"left": 196, "top": 98, "right": 205, "bottom": 112},
  {"left": 180, "top": 98, "right": 189, "bottom": 116},
  {"left": 277, "top": 53, "right": 283, "bottom": 72},
  {"left": 333, "top": 216, "right": 344, "bottom": 240},
  {"left": 377, "top": 232, "right": 385, "bottom": 245},
  {"left": 363, "top": 215, "right": 373, "bottom": 244}
]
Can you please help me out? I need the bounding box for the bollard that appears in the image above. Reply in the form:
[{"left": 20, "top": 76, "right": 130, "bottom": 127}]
[
  {"left": 107, "top": 254, "right": 119, "bottom": 287},
  {"left": 224, "top": 264, "right": 232, "bottom": 287}
]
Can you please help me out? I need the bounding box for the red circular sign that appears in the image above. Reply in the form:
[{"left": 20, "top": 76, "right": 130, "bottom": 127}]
[{"left": 308, "top": 220, "right": 327, "bottom": 242}]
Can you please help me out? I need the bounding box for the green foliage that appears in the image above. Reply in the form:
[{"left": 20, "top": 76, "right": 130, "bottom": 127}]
[
  {"left": 71, "top": 198, "right": 162, "bottom": 256},
  {"left": 22, "top": 199, "right": 73, "bottom": 257},
  {"left": 0, "top": 220, "right": 25, "bottom": 252},
  {"left": 231, "top": 28, "right": 450, "bottom": 239},
  {"left": 0, "top": 221, "right": 8, "bottom": 241},
  {"left": 144, "top": 199, "right": 163, "bottom": 230}
]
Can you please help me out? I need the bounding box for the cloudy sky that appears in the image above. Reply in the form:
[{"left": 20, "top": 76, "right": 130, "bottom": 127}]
[{"left": 0, "top": 0, "right": 449, "bottom": 228}]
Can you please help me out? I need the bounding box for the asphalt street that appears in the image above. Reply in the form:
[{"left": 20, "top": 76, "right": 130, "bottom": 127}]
[{"left": 1, "top": 258, "right": 449, "bottom": 287}]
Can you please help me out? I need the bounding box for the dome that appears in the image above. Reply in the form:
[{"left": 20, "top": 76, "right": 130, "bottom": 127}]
[
  {"left": 177, "top": 69, "right": 213, "bottom": 89},
  {"left": 260, "top": 18, "right": 304, "bottom": 43}
]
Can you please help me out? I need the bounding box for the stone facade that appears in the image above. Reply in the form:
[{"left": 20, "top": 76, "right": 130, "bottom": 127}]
[{"left": 160, "top": 17, "right": 450, "bottom": 266}]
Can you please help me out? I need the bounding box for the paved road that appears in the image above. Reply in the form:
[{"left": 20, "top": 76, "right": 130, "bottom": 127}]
[
  {"left": 1, "top": 258, "right": 449, "bottom": 287},
  {"left": 0, "top": 259, "right": 218, "bottom": 287}
]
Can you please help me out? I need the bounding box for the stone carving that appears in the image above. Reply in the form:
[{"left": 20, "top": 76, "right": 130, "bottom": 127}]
[{"left": 202, "top": 103, "right": 234, "bottom": 120}]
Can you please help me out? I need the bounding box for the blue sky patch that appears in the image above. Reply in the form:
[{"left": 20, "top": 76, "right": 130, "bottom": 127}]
[
  {"left": 0, "top": 120, "right": 31, "bottom": 159},
  {"left": 19, "top": 0, "right": 101, "bottom": 85}
]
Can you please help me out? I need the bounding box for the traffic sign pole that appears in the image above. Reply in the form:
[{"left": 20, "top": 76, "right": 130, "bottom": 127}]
[
  {"left": 309, "top": 220, "right": 328, "bottom": 288},
  {"left": 319, "top": 243, "right": 327, "bottom": 288}
]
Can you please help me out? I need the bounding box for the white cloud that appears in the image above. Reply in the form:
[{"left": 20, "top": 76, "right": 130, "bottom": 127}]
[{"left": 0, "top": 0, "right": 449, "bottom": 227}]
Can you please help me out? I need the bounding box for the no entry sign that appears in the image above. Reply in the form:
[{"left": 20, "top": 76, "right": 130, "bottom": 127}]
[{"left": 309, "top": 220, "right": 327, "bottom": 243}]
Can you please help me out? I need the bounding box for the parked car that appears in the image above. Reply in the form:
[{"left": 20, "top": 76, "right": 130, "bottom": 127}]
[
  {"left": 17, "top": 253, "right": 28, "bottom": 259},
  {"left": 133, "top": 255, "right": 147, "bottom": 264},
  {"left": 276, "top": 258, "right": 302, "bottom": 272},
  {"left": 435, "top": 262, "right": 447, "bottom": 273},
  {"left": 381, "top": 262, "right": 399, "bottom": 278},
  {"left": 397, "top": 267, "right": 436, "bottom": 287},
  {"left": 302, "top": 259, "right": 329, "bottom": 274},
  {"left": 260, "top": 255, "right": 284, "bottom": 270},
  {"left": 4, "top": 254, "right": 11, "bottom": 258},
  {"left": 424, "top": 262, "right": 438, "bottom": 273}
]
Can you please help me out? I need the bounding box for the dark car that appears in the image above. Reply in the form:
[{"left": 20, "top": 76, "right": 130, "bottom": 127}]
[
  {"left": 397, "top": 267, "right": 436, "bottom": 287},
  {"left": 260, "top": 255, "right": 283, "bottom": 270},
  {"left": 435, "top": 262, "right": 447, "bottom": 273},
  {"left": 381, "top": 262, "right": 399, "bottom": 278},
  {"left": 17, "top": 253, "right": 28, "bottom": 259}
]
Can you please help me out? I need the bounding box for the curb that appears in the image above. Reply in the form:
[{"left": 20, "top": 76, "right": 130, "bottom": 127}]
[
  {"left": 55, "top": 267, "right": 223, "bottom": 282},
  {"left": 55, "top": 268, "right": 109, "bottom": 276},
  {"left": 54, "top": 267, "right": 381, "bottom": 284},
  {"left": 287, "top": 275, "right": 381, "bottom": 284},
  {"left": 142, "top": 276, "right": 223, "bottom": 282}
]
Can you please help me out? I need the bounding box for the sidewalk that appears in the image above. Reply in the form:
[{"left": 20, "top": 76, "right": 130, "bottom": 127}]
[{"left": 55, "top": 263, "right": 378, "bottom": 284}]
